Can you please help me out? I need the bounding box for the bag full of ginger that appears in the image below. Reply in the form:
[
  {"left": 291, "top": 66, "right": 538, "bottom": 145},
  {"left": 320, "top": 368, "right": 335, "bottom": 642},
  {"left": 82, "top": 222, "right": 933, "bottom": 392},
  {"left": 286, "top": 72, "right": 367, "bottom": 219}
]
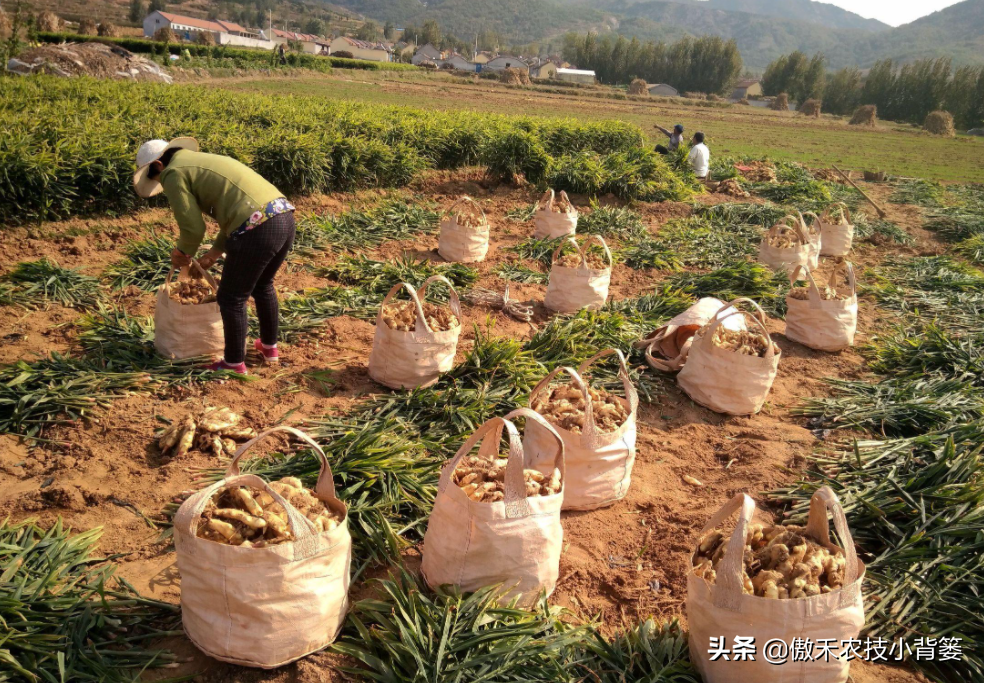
[
  {"left": 544, "top": 235, "right": 612, "bottom": 313},
  {"left": 785, "top": 261, "right": 858, "bottom": 352},
  {"left": 524, "top": 349, "right": 638, "bottom": 511},
  {"left": 368, "top": 275, "right": 462, "bottom": 390},
  {"left": 677, "top": 298, "right": 781, "bottom": 415},
  {"left": 439, "top": 196, "right": 490, "bottom": 263},
  {"left": 421, "top": 408, "right": 566, "bottom": 605},
  {"left": 687, "top": 487, "right": 864, "bottom": 683},
  {"left": 174, "top": 427, "right": 351, "bottom": 669},
  {"left": 758, "top": 212, "right": 819, "bottom": 274},
  {"left": 155, "top": 259, "right": 224, "bottom": 360},
  {"left": 533, "top": 188, "right": 578, "bottom": 239}
]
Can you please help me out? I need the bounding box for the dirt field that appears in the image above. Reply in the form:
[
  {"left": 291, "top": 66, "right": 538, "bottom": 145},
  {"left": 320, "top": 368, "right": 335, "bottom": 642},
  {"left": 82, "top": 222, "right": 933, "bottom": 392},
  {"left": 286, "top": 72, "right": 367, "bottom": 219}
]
[
  {"left": 211, "top": 71, "right": 984, "bottom": 183},
  {"left": 0, "top": 166, "right": 939, "bottom": 681}
]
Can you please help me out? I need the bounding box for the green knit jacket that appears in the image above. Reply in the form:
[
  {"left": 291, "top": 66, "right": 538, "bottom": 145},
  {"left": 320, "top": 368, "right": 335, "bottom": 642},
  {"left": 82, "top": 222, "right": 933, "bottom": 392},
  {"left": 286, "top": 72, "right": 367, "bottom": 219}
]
[{"left": 160, "top": 150, "right": 284, "bottom": 255}]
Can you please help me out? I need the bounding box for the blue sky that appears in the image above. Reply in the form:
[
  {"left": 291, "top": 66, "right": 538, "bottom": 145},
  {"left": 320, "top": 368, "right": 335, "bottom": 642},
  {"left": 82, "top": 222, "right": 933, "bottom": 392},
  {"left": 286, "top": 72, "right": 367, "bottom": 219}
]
[{"left": 822, "top": 0, "right": 966, "bottom": 26}]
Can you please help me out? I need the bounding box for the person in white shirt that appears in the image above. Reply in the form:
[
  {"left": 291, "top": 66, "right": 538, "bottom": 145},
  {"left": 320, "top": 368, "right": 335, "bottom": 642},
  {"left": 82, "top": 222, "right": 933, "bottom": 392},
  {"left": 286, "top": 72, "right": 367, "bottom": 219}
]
[
  {"left": 687, "top": 131, "right": 710, "bottom": 180},
  {"left": 654, "top": 123, "right": 684, "bottom": 155}
]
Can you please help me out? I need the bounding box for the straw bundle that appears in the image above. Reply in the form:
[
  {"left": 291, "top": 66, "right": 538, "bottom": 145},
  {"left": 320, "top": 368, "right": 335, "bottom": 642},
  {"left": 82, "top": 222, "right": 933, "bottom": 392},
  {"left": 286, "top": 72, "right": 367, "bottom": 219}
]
[
  {"left": 770, "top": 93, "right": 790, "bottom": 111},
  {"left": 627, "top": 78, "right": 648, "bottom": 96},
  {"left": 799, "top": 99, "right": 821, "bottom": 118},
  {"left": 849, "top": 105, "right": 877, "bottom": 127},
  {"left": 923, "top": 111, "right": 955, "bottom": 137}
]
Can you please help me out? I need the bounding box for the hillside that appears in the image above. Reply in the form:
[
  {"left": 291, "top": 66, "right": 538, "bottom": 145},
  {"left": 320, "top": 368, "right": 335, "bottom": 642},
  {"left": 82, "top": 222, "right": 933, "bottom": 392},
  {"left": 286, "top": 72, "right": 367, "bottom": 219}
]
[
  {"left": 697, "top": 0, "right": 889, "bottom": 32},
  {"left": 853, "top": 0, "right": 984, "bottom": 66},
  {"left": 329, "top": 0, "right": 601, "bottom": 45}
]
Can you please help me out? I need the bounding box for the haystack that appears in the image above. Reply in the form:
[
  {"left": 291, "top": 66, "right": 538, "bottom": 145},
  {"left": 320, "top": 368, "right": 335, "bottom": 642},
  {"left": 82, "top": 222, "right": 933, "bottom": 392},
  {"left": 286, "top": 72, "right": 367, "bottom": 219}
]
[
  {"left": 924, "top": 110, "right": 955, "bottom": 137},
  {"left": 684, "top": 91, "right": 706, "bottom": 100},
  {"left": 849, "top": 105, "right": 877, "bottom": 126},
  {"left": 36, "top": 10, "right": 62, "bottom": 32},
  {"left": 78, "top": 18, "right": 97, "bottom": 35},
  {"left": 196, "top": 30, "right": 216, "bottom": 46},
  {"left": 770, "top": 93, "right": 789, "bottom": 111},
  {"left": 98, "top": 22, "right": 122, "bottom": 37},
  {"left": 737, "top": 97, "right": 750, "bottom": 106},
  {"left": 707, "top": 93, "right": 723, "bottom": 102},
  {"left": 799, "top": 98, "right": 821, "bottom": 117},
  {"left": 627, "top": 78, "right": 648, "bottom": 96},
  {"left": 154, "top": 27, "right": 176, "bottom": 43},
  {"left": 500, "top": 67, "right": 531, "bottom": 86}
]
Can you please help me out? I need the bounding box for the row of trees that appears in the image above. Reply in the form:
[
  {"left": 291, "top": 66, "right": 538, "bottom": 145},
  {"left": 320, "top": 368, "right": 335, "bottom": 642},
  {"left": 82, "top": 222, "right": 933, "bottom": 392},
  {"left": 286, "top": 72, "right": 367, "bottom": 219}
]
[
  {"left": 560, "top": 32, "right": 743, "bottom": 95},
  {"left": 762, "top": 51, "right": 984, "bottom": 129}
]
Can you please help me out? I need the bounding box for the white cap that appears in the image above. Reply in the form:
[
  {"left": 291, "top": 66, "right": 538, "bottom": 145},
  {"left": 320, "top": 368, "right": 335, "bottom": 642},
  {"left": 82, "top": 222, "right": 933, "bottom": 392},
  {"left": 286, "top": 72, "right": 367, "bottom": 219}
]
[{"left": 133, "top": 137, "right": 199, "bottom": 198}]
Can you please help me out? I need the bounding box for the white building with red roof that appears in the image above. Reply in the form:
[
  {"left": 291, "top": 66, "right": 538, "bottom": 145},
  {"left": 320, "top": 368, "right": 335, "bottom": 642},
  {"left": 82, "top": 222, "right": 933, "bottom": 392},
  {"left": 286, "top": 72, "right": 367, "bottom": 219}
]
[{"left": 143, "top": 11, "right": 274, "bottom": 50}]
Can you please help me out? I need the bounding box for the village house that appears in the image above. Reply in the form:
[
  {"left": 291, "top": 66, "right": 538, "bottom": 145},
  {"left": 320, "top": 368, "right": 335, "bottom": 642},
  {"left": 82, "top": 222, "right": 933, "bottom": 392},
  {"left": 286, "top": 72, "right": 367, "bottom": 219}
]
[
  {"left": 648, "top": 83, "right": 679, "bottom": 97},
  {"left": 730, "top": 78, "right": 763, "bottom": 100},
  {"left": 143, "top": 11, "right": 272, "bottom": 49},
  {"left": 528, "top": 59, "right": 558, "bottom": 80},
  {"left": 440, "top": 53, "right": 475, "bottom": 72},
  {"left": 411, "top": 43, "right": 443, "bottom": 65},
  {"left": 330, "top": 36, "right": 393, "bottom": 62},
  {"left": 556, "top": 67, "right": 596, "bottom": 84},
  {"left": 484, "top": 55, "right": 528, "bottom": 73},
  {"left": 270, "top": 29, "right": 326, "bottom": 55}
]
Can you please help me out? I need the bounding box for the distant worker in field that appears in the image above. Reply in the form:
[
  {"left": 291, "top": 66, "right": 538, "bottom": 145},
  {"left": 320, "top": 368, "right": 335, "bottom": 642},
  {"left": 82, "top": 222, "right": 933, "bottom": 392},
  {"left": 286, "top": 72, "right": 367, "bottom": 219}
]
[
  {"left": 654, "top": 123, "right": 685, "bottom": 155},
  {"left": 133, "top": 137, "right": 295, "bottom": 374},
  {"left": 688, "top": 131, "right": 710, "bottom": 180}
]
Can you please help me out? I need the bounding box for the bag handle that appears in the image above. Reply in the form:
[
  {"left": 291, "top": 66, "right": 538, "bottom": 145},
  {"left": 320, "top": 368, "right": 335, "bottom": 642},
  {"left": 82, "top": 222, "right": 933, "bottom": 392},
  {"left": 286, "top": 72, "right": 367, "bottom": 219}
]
[
  {"left": 557, "top": 190, "right": 575, "bottom": 214},
  {"left": 767, "top": 215, "right": 807, "bottom": 245},
  {"left": 165, "top": 258, "right": 219, "bottom": 293},
  {"left": 788, "top": 265, "right": 824, "bottom": 305},
  {"left": 835, "top": 261, "right": 856, "bottom": 298},
  {"left": 577, "top": 348, "right": 639, "bottom": 414},
  {"left": 417, "top": 275, "right": 462, "bottom": 322},
  {"left": 698, "top": 492, "right": 757, "bottom": 611},
  {"left": 551, "top": 236, "right": 581, "bottom": 266},
  {"left": 226, "top": 426, "right": 338, "bottom": 502},
  {"left": 436, "top": 411, "right": 564, "bottom": 518},
  {"left": 580, "top": 234, "right": 613, "bottom": 269},
  {"left": 804, "top": 486, "right": 860, "bottom": 586},
  {"left": 698, "top": 298, "right": 775, "bottom": 360},
  {"left": 529, "top": 366, "right": 593, "bottom": 440},
  {"left": 447, "top": 196, "right": 487, "bottom": 226},
  {"left": 798, "top": 211, "right": 821, "bottom": 239},
  {"left": 821, "top": 202, "right": 851, "bottom": 226},
  {"left": 378, "top": 281, "right": 430, "bottom": 333},
  {"left": 538, "top": 188, "right": 555, "bottom": 211}
]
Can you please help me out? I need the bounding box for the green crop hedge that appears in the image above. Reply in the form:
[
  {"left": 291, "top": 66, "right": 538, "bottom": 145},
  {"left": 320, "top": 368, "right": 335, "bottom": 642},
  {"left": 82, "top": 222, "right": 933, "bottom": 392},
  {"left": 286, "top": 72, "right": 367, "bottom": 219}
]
[
  {"left": 0, "top": 76, "right": 687, "bottom": 223},
  {"left": 36, "top": 32, "right": 417, "bottom": 72}
]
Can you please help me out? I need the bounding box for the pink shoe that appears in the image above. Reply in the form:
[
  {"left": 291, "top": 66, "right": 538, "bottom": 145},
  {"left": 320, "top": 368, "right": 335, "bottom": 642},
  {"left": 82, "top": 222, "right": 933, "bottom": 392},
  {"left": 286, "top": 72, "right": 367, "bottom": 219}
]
[
  {"left": 254, "top": 339, "right": 280, "bottom": 363},
  {"left": 205, "top": 359, "right": 248, "bottom": 374}
]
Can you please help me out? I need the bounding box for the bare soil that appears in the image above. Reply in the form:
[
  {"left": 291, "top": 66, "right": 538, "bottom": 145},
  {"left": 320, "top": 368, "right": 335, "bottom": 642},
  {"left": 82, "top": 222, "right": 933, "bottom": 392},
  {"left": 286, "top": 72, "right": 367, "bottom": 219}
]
[{"left": 0, "top": 171, "right": 936, "bottom": 682}]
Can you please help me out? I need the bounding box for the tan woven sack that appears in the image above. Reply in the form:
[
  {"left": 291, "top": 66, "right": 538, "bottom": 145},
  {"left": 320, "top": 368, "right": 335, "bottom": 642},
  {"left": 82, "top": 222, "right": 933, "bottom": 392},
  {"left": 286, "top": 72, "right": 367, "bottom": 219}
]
[
  {"left": 818, "top": 203, "right": 854, "bottom": 257},
  {"left": 421, "top": 408, "right": 565, "bottom": 605},
  {"left": 523, "top": 349, "right": 638, "bottom": 511},
  {"left": 544, "top": 235, "right": 612, "bottom": 313},
  {"left": 368, "top": 275, "right": 462, "bottom": 389},
  {"left": 154, "top": 260, "right": 224, "bottom": 360},
  {"left": 634, "top": 298, "right": 746, "bottom": 372},
  {"left": 174, "top": 426, "right": 352, "bottom": 669},
  {"left": 785, "top": 262, "right": 857, "bottom": 352},
  {"left": 758, "top": 213, "right": 819, "bottom": 274},
  {"left": 533, "top": 189, "right": 578, "bottom": 239},
  {"left": 688, "top": 487, "right": 865, "bottom": 683},
  {"left": 438, "top": 196, "right": 490, "bottom": 263},
  {"left": 677, "top": 298, "right": 781, "bottom": 415}
]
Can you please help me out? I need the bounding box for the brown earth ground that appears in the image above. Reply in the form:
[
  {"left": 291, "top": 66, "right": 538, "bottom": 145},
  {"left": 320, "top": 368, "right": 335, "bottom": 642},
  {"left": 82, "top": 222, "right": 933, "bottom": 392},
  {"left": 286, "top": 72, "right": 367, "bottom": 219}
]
[{"left": 0, "top": 172, "right": 935, "bottom": 682}]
